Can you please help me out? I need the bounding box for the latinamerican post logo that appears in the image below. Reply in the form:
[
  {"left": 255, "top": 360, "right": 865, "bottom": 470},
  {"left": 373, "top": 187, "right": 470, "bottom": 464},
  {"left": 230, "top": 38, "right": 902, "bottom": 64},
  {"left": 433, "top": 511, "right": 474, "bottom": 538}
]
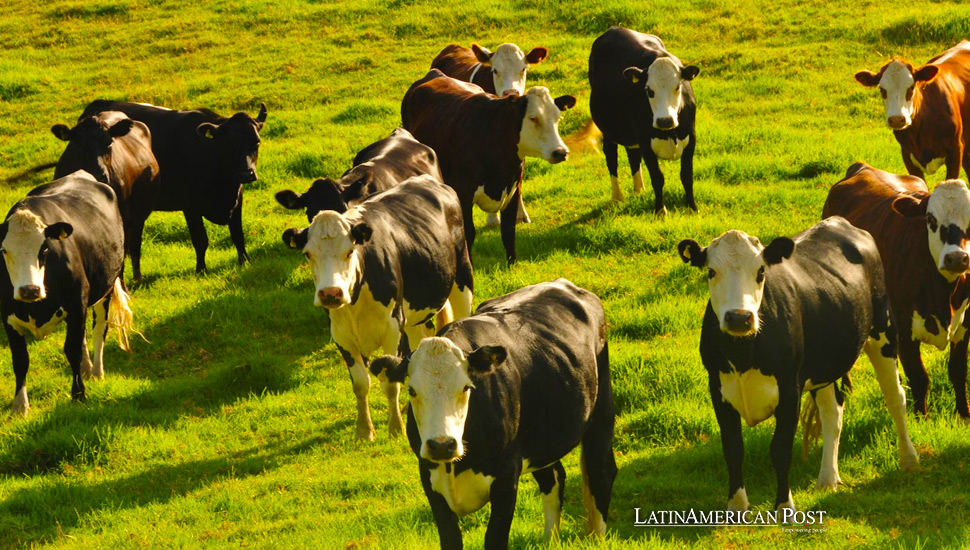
[{"left": 634, "top": 508, "right": 828, "bottom": 532}]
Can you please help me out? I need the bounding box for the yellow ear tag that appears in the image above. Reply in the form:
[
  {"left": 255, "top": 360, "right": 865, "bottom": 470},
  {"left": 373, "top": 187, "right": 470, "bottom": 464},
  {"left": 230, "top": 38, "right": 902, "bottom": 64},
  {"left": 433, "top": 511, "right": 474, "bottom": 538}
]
[
  {"left": 59, "top": 229, "right": 69, "bottom": 239},
  {"left": 205, "top": 128, "right": 215, "bottom": 139}
]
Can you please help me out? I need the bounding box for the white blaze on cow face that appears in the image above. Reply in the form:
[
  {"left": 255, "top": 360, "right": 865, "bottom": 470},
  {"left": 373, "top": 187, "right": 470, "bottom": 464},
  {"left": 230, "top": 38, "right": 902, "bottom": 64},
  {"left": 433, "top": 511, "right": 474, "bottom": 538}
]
[
  {"left": 301, "top": 211, "right": 365, "bottom": 309},
  {"left": 925, "top": 180, "right": 970, "bottom": 281},
  {"left": 646, "top": 57, "right": 689, "bottom": 130},
  {"left": 406, "top": 337, "right": 475, "bottom": 462},
  {"left": 1, "top": 211, "right": 70, "bottom": 302},
  {"left": 704, "top": 231, "right": 770, "bottom": 337},
  {"left": 490, "top": 43, "right": 531, "bottom": 97},
  {"left": 517, "top": 87, "right": 572, "bottom": 164},
  {"left": 879, "top": 60, "right": 919, "bottom": 130}
]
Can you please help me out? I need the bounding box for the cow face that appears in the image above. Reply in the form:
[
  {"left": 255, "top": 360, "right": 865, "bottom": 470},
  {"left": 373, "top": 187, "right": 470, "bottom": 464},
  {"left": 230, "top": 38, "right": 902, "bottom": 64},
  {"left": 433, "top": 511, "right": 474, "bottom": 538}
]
[
  {"left": 0, "top": 210, "right": 72, "bottom": 302},
  {"left": 51, "top": 114, "right": 134, "bottom": 184},
  {"left": 196, "top": 103, "right": 267, "bottom": 184},
  {"left": 624, "top": 58, "right": 700, "bottom": 130},
  {"left": 275, "top": 177, "right": 366, "bottom": 222},
  {"left": 473, "top": 43, "right": 549, "bottom": 97},
  {"left": 516, "top": 87, "right": 576, "bottom": 164},
  {"left": 282, "top": 211, "right": 371, "bottom": 309},
  {"left": 679, "top": 231, "right": 794, "bottom": 336},
  {"left": 855, "top": 60, "right": 939, "bottom": 130},
  {"left": 893, "top": 179, "right": 970, "bottom": 282},
  {"left": 371, "top": 337, "right": 506, "bottom": 462}
]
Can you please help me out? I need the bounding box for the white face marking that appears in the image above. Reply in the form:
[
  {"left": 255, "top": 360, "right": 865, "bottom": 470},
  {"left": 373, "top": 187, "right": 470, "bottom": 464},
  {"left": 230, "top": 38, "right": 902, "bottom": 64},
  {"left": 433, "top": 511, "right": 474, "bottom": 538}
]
[
  {"left": 6, "top": 309, "right": 66, "bottom": 340},
  {"left": 646, "top": 57, "right": 687, "bottom": 129},
  {"left": 911, "top": 311, "right": 948, "bottom": 350},
  {"left": 925, "top": 180, "right": 970, "bottom": 281},
  {"left": 718, "top": 362, "right": 779, "bottom": 427},
  {"left": 429, "top": 464, "right": 494, "bottom": 516},
  {"left": 517, "top": 87, "right": 569, "bottom": 163},
  {"left": 649, "top": 135, "right": 690, "bottom": 160},
  {"left": 2, "top": 210, "right": 51, "bottom": 301},
  {"left": 727, "top": 486, "right": 749, "bottom": 512},
  {"left": 301, "top": 211, "right": 363, "bottom": 308},
  {"left": 704, "top": 231, "right": 769, "bottom": 336},
  {"left": 407, "top": 337, "right": 475, "bottom": 461},
  {"left": 489, "top": 43, "right": 532, "bottom": 97},
  {"left": 879, "top": 60, "right": 917, "bottom": 129}
]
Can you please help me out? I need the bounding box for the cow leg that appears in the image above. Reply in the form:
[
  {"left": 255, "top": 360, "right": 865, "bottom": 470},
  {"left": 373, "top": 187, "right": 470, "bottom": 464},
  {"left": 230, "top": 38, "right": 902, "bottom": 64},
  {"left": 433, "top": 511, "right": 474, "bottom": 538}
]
[
  {"left": 710, "top": 371, "right": 747, "bottom": 510},
  {"left": 604, "top": 139, "right": 623, "bottom": 202},
  {"left": 626, "top": 146, "right": 644, "bottom": 194},
  {"left": 814, "top": 384, "right": 843, "bottom": 489},
  {"left": 420, "top": 464, "right": 462, "bottom": 550},
  {"left": 462, "top": 203, "right": 477, "bottom": 261},
  {"left": 5, "top": 323, "right": 30, "bottom": 415},
  {"left": 580, "top": 340, "right": 616, "bottom": 537},
  {"left": 89, "top": 292, "right": 111, "bottom": 380},
  {"left": 771, "top": 386, "right": 799, "bottom": 513},
  {"left": 183, "top": 211, "right": 209, "bottom": 274},
  {"left": 864, "top": 329, "right": 919, "bottom": 470},
  {"left": 642, "top": 149, "right": 667, "bottom": 216},
  {"left": 532, "top": 461, "right": 566, "bottom": 542},
  {"left": 447, "top": 283, "right": 474, "bottom": 321},
  {"left": 680, "top": 132, "right": 698, "bottom": 211},
  {"left": 337, "top": 344, "right": 375, "bottom": 441},
  {"left": 380, "top": 311, "right": 408, "bottom": 438},
  {"left": 64, "top": 308, "right": 88, "bottom": 402},
  {"left": 128, "top": 213, "right": 148, "bottom": 283},
  {"left": 486, "top": 182, "right": 530, "bottom": 229},
  {"left": 228, "top": 186, "right": 250, "bottom": 266},
  {"left": 500, "top": 185, "right": 519, "bottom": 266},
  {"left": 484, "top": 465, "right": 521, "bottom": 550},
  {"left": 898, "top": 336, "right": 930, "bottom": 417},
  {"left": 947, "top": 338, "right": 970, "bottom": 418}
]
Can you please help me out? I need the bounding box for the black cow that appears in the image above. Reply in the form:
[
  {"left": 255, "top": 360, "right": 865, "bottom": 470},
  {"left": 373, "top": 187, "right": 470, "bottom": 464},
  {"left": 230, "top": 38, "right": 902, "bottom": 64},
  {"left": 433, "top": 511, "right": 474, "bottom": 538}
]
[
  {"left": 371, "top": 279, "right": 616, "bottom": 549},
  {"left": 282, "top": 175, "right": 474, "bottom": 441},
  {"left": 0, "top": 171, "right": 134, "bottom": 415},
  {"left": 81, "top": 100, "right": 267, "bottom": 274},
  {"left": 275, "top": 127, "right": 441, "bottom": 221},
  {"left": 678, "top": 217, "right": 917, "bottom": 513},
  {"left": 51, "top": 111, "right": 160, "bottom": 281},
  {"left": 589, "top": 26, "right": 699, "bottom": 213}
]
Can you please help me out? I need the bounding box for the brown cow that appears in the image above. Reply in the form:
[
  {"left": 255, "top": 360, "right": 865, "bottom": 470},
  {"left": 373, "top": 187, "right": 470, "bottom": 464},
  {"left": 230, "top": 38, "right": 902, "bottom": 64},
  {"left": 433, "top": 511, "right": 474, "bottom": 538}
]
[
  {"left": 401, "top": 69, "right": 575, "bottom": 265},
  {"left": 855, "top": 41, "right": 970, "bottom": 181},
  {"left": 822, "top": 161, "right": 970, "bottom": 418}
]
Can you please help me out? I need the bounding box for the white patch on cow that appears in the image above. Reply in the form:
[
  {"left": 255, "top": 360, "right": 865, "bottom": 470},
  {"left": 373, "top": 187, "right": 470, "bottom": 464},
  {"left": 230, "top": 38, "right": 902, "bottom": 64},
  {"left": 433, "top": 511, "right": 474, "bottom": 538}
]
[
  {"left": 719, "top": 362, "right": 779, "bottom": 427},
  {"left": 490, "top": 43, "right": 531, "bottom": 97},
  {"left": 473, "top": 184, "right": 515, "bottom": 214},
  {"left": 580, "top": 455, "right": 607, "bottom": 536},
  {"left": 429, "top": 464, "right": 495, "bottom": 516},
  {"left": 814, "top": 384, "right": 843, "bottom": 489},
  {"left": 448, "top": 284, "right": 474, "bottom": 321},
  {"left": 802, "top": 378, "right": 829, "bottom": 392},
  {"left": 911, "top": 311, "right": 948, "bottom": 350},
  {"left": 541, "top": 473, "right": 562, "bottom": 541},
  {"left": 863, "top": 332, "right": 919, "bottom": 471},
  {"left": 879, "top": 60, "right": 918, "bottom": 129},
  {"left": 950, "top": 298, "right": 970, "bottom": 343},
  {"left": 2, "top": 210, "right": 50, "bottom": 301},
  {"left": 7, "top": 309, "right": 66, "bottom": 340},
  {"left": 329, "top": 283, "right": 397, "bottom": 360},
  {"left": 703, "top": 230, "right": 768, "bottom": 336},
  {"left": 727, "top": 486, "right": 749, "bottom": 512},
  {"left": 776, "top": 492, "right": 795, "bottom": 515},
  {"left": 646, "top": 57, "right": 687, "bottom": 129},
  {"left": 925, "top": 180, "right": 970, "bottom": 281},
  {"left": 910, "top": 154, "right": 947, "bottom": 175},
  {"left": 650, "top": 135, "right": 690, "bottom": 160},
  {"left": 12, "top": 385, "right": 28, "bottom": 416},
  {"left": 302, "top": 210, "right": 365, "bottom": 308},
  {"left": 517, "top": 87, "right": 569, "bottom": 163},
  {"left": 90, "top": 296, "right": 109, "bottom": 380},
  {"left": 406, "top": 337, "right": 474, "bottom": 460}
]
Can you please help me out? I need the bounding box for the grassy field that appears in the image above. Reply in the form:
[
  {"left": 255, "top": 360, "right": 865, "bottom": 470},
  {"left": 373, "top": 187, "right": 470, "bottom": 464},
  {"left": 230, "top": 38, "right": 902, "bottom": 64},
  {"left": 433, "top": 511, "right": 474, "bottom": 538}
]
[{"left": 0, "top": 0, "right": 969, "bottom": 548}]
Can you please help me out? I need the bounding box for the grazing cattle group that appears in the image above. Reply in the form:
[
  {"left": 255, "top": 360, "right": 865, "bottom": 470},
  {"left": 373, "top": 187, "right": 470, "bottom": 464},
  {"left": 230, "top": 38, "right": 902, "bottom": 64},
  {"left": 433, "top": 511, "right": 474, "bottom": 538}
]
[{"left": 6, "top": 22, "right": 968, "bottom": 548}]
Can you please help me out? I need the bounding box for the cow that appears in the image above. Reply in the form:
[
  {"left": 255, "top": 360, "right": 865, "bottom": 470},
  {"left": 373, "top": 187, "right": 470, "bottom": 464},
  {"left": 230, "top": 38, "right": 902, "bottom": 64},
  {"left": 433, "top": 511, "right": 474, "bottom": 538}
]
[
  {"left": 0, "top": 171, "right": 135, "bottom": 415},
  {"left": 80, "top": 99, "right": 267, "bottom": 274},
  {"left": 51, "top": 111, "right": 160, "bottom": 282},
  {"left": 678, "top": 217, "right": 918, "bottom": 513},
  {"left": 282, "top": 175, "right": 474, "bottom": 441},
  {"left": 823, "top": 161, "right": 970, "bottom": 418},
  {"left": 589, "top": 26, "right": 699, "bottom": 214},
  {"left": 402, "top": 69, "right": 575, "bottom": 265},
  {"left": 854, "top": 41, "right": 970, "bottom": 181},
  {"left": 431, "top": 42, "right": 550, "bottom": 229},
  {"left": 370, "top": 279, "right": 616, "bottom": 549},
  {"left": 275, "top": 127, "right": 441, "bottom": 222}
]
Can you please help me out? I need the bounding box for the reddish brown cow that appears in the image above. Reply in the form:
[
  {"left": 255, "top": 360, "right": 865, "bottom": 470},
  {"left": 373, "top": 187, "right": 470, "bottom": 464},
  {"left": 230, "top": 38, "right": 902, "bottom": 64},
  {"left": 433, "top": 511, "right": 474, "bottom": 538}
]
[
  {"left": 822, "top": 161, "right": 970, "bottom": 418},
  {"left": 855, "top": 41, "right": 970, "bottom": 181}
]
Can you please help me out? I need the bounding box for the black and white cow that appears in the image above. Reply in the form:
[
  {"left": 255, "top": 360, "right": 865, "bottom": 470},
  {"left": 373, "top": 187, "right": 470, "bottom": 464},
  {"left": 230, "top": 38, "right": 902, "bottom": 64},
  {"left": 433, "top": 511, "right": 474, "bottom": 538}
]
[
  {"left": 589, "top": 26, "right": 699, "bottom": 213},
  {"left": 283, "top": 175, "right": 474, "bottom": 441},
  {"left": 0, "top": 171, "right": 134, "bottom": 415},
  {"left": 678, "top": 217, "right": 917, "bottom": 512},
  {"left": 275, "top": 127, "right": 441, "bottom": 222},
  {"left": 371, "top": 279, "right": 617, "bottom": 549}
]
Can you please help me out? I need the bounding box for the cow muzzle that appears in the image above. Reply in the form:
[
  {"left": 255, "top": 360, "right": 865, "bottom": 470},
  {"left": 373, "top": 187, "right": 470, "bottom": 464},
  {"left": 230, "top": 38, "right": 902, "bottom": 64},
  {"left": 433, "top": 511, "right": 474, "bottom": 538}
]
[
  {"left": 17, "top": 285, "right": 43, "bottom": 302},
  {"left": 655, "top": 117, "right": 676, "bottom": 130},
  {"left": 887, "top": 115, "right": 909, "bottom": 130},
  {"left": 425, "top": 436, "right": 459, "bottom": 462},
  {"left": 316, "top": 287, "right": 345, "bottom": 309},
  {"left": 723, "top": 309, "right": 756, "bottom": 335},
  {"left": 943, "top": 250, "right": 970, "bottom": 275},
  {"left": 501, "top": 89, "right": 520, "bottom": 98},
  {"left": 549, "top": 147, "right": 569, "bottom": 164},
  {"left": 239, "top": 168, "right": 258, "bottom": 183}
]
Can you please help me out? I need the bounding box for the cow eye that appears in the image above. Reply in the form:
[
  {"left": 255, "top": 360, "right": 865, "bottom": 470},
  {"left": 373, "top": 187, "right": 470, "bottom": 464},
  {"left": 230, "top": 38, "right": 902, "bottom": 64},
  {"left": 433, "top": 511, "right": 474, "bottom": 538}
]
[
  {"left": 880, "top": 88, "right": 888, "bottom": 99},
  {"left": 941, "top": 225, "right": 949, "bottom": 240},
  {"left": 345, "top": 249, "right": 354, "bottom": 259},
  {"left": 408, "top": 387, "right": 416, "bottom": 398},
  {"left": 906, "top": 86, "right": 914, "bottom": 101},
  {"left": 530, "top": 116, "right": 539, "bottom": 125},
  {"left": 756, "top": 266, "right": 765, "bottom": 283},
  {"left": 303, "top": 251, "right": 310, "bottom": 260},
  {"left": 707, "top": 268, "right": 716, "bottom": 279},
  {"left": 646, "top": 87, "right": 655, "bottom": 98},
  {"left": 927, "top": 213, "right": 938, "bottom": 232}
]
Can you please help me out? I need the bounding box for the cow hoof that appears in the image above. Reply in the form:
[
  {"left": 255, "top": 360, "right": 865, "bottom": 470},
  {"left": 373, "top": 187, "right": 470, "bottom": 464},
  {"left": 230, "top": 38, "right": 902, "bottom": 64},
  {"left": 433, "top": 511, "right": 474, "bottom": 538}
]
[
  {"left": 654, "top": 206, "right": 668, "bottom": 217},
  {"left": 611, "top": 193, "right": 624, "bottom": 203},
  {"left": 484, "top": 213, "right": 501, "bottom": 229},
  {"left": 517, "top": 213, "right": 532, "bottom": 224},
  {"left": 389, "top": 421, "right": 403, "bottom": 439},
  {"left": 900, "top": 448, "right": 919, "bottom": 471},
  {"left": 815, "top": 474, "right": 840, "bottom": 490},
  {"left": 356, "top": 423, "right": 376, "bottom": 442},
  {"left": 12, "top": 388, "right": 28, "bottom": 417}
]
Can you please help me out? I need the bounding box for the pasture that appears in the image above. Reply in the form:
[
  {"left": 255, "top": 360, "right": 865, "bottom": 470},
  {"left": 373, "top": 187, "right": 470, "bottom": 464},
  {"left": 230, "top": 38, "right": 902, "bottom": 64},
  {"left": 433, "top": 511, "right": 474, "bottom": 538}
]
[{"left": 0, "top": 0, "right": 969, "bottom": 548}]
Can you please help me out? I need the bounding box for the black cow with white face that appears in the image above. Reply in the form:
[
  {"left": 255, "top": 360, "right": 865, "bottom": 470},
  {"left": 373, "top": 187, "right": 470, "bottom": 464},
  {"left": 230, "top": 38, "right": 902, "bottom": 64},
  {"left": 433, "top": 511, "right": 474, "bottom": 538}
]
[
  {"left": 283, "top": 175, "right": 474, "bottom": 441},
  {"left": 589, "top": 26, "right": 699, "bottom": 213},
  {"left": 275, "top": 127, "right": 442, "bottom": 221},
  {"left": 371, "top": 279, "right": 616, "bottom": 549},
  {"left": 0, "top": 171, "right": 135, "bottom": 415},
  {"left": 51, "top": 111, "right": 160, "bottom": 281},
  {"left": 678, "top": 217, "right": 917, "bottom": 513},
  {"left": 80, "top": 99, "right": 266, "bottom": 274}
]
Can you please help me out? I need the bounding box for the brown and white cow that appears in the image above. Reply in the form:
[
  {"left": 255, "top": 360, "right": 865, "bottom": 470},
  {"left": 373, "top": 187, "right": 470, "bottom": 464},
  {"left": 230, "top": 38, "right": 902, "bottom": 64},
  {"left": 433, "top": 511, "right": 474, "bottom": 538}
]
[
  {"left": 823, "top": 161, "right": 970, "bottom": 418},
  {"left": 855, "top": 41, "right": 970, "bottom": 181}
]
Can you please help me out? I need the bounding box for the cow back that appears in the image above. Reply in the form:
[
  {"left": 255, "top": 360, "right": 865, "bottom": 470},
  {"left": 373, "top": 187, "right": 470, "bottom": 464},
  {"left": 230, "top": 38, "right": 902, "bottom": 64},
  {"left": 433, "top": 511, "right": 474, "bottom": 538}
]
[{"left": 430, "top": 44, "right": 495, "bottom": 94}]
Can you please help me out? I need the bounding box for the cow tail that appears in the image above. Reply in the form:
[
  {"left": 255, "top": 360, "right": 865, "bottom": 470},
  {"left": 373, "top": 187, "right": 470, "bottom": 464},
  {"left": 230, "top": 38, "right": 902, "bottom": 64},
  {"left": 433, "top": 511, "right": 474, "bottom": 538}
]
[
  {"left": 108, "top": 277, "right": 144, "bottom": 351},
  {"left": 564, "top": 120, "right": 602, "bottom": 153},
  {"left": 800, "top": 392, "right": 822, "bottom": 461}
]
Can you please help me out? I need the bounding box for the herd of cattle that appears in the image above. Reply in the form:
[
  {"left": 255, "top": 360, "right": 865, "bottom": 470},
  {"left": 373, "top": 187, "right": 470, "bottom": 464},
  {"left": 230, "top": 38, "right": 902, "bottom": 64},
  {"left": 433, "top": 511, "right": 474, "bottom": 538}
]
[{"left": 2, "top": 24, "right": 969, "bottom": 548}]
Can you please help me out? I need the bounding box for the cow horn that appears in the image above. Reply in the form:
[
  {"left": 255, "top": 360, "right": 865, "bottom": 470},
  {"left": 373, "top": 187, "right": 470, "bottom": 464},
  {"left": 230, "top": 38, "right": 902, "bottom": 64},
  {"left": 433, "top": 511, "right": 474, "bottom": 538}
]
[{"left": 256, "top": 103, "right": 268, "bottom": 123}]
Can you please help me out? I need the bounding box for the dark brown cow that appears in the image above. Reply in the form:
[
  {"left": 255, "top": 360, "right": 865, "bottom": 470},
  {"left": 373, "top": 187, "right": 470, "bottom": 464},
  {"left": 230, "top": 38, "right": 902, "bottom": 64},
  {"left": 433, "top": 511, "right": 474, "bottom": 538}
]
[
  {"left": 822, "top": 161, "right": 970, "bottom": 418},
  {"left": 402, "top": 69, "right": 575, "bottom": 265},
  {"left": 855, "top": 41, "right": 970, "bottom": 181}
]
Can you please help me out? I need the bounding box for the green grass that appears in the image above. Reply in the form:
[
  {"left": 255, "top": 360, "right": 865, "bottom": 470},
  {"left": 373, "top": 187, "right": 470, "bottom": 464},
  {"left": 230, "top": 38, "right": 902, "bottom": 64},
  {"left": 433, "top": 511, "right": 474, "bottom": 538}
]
[{"left": 0, "top": 0, "right": 969, "bottom": 548}]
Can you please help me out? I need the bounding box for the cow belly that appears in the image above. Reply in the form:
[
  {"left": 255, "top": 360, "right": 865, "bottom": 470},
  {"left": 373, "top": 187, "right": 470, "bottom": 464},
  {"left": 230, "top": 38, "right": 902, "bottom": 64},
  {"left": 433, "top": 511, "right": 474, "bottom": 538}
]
[
  {"left": 650, "top": 136, "right": 690, "bottom": 160},
  {"left": 719, "top": 363, "right": 779, "bottom": 427},
  {"left": 7, "top": 309, "right": 67, "bottom": 340},
  {"left": 912, "top": 311, "right": 949, "bottom": 350},
  {"left": 473, "top": 185, "right": 515, "bottom": 214},
  {"left": 329, "top": 284, "right": 396, "bottom": 358},
  {"left": 910, "top": 154, "right": 946, "bottom": 175},
  {"left": 430, "top": 464, "right": 495, "bottom": 516}
]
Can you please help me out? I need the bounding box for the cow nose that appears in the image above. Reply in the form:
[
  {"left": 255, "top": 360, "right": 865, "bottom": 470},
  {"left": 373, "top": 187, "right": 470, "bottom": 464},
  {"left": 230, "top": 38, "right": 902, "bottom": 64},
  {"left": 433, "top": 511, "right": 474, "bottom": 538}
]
[
  {"left": 502, "top": 89, "right": 519, "bottom": 97},
  {"left": 943, "top": 251, "right": 970, "bottom": 273},
  {"left": 426, "top": 437, "right": 459, "bottom": 461},
  {"left": 655, "top": 117, "right": 675, "bottom": 130},
  {"left": 317, "top": 287, "right": 344, "bottom": 308},
  {"left": 724, "top": 309, "right": 755, "bottom": 333},
  {"left": 550, "top": 147, "right": 569, "bottom": 164},
  {"left": 242, "top": 168, "right": 258, "bottom": 182},
  {"left": 18, "top": 285, "right": 41, "bottom": 302},
  {"left": 887, "top": 115, "right": 908, "bottom": 130}
]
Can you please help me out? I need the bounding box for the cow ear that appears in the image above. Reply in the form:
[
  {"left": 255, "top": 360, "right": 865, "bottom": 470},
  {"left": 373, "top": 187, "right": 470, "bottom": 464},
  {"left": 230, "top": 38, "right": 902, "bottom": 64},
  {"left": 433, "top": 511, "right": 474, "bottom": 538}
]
[
  {"left": 350, "top": 223, "right": 372, "bottom": 245},
  {"left": 44, "top": 222, "right": 73, "bottom": 240},
  {"left": 682, "top": 65, "right": 700, "bottom": 81},
  {"left": 763, "top": 237, "right": 795, "bottom": 265},
  {"left": 623, "top": 67, "right": 645, "bottom": 84},
  {"left": 345, "top": 171, "right": 374, "bottom": 201},
  {"left": 466, "top": 345, "right": 507, "bottom": 374},
  {"left": 109, "top": 118, "right": 134, "bottom": 138},
  {"left": 554, "top": 95, "right": 577, "bottom": 111},
  {"left": 255, "top": 102, "right": 268, "bottom": 130},
  {"left": 196, "top": 122, "right": 219, "bottom": 139},
  {"left": 275, "top": 190, "right": 305, "bottom": 210},
  {"left": 51, "top": 124, "right": 72, "bottom": 141},
  {"left": 914, "top": 64, "right": 939, "bottom": 83},
  {"left": 370, "top": 354, "right": 409, "bottom": 383},
  {"left": 525, "top": 47, "right": 548, "bottom": 64},
  {"left": 854, "top": 70, "right": 881, "bottom": 87},
  {"left": 472, "top": 44, "right": 493, "bottom": 63},
  {"left": 892, "top": 194, "right": 928, "bottom": 217},
  {"left": 677, "top": 239, "right": 707, "bottom": 268},
  {"left": 282, "top": 227, "right": 308, "bottom": 250}
]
